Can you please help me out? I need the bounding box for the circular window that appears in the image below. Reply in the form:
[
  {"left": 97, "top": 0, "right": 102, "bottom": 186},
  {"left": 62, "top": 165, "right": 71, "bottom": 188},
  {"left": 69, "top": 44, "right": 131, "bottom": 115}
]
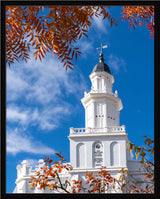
[{"left": 96, "top": 144, "right": 101, "bottom": 149}]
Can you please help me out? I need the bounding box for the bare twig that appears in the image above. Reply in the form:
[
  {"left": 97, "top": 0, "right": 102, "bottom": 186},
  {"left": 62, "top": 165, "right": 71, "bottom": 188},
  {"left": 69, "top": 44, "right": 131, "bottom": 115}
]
[{"left": 55, "top": 172, "right": 70, "bottom": 194}]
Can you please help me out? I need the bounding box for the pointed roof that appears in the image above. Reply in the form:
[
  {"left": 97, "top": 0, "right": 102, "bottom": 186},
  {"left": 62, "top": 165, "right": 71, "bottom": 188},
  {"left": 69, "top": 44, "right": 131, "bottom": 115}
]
[{"left": 92, "top": 53, "right": 111, "bottom": 74}]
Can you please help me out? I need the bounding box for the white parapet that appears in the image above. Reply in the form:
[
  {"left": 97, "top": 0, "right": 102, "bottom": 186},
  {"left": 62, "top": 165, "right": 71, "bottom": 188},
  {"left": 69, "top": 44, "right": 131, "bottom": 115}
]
[{"left": 70, "top": 125, "right": 126, "bottom": 135}]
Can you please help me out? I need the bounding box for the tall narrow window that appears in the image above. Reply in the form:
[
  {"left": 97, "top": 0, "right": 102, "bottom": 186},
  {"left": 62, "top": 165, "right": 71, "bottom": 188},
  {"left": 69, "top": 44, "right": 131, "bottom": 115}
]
[
  {"left": 93, "top": 142, "right": 103, "bottom": 167},
  {"left": 97, "top": 78, "right": 102, "bottom": 91},
  {"left": 95, "top": 103, "right": 105, "bottom": 128},
  {"left": 110, "top": 142, "right": 119, "bottom": 166},
  {"left": 77, "top": 143, "right": 85, "bottom": 168}
]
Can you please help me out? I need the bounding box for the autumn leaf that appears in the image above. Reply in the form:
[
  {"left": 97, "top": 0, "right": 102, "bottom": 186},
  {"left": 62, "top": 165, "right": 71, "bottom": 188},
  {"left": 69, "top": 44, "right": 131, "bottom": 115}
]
[
  {"left": 31, "top": 176, "right": 36, "bottom": 179},
  {"left": 129, "top": 143, "right": 134, "bottom": 152},
  {"left": 6, "top": 6, "right": 118, "bottom": 70},
  {"left": 141, "top": 157, "right": 145, "bottom": 164},
  {"left": 142, "top": 135, "right": 147, "bottom": 138},
  {"left": 119, "top": 173, "right": 123, "bottom": 181},
  {"left": 124, "top": 170, "right": 129, "bottom": 173},
  {"left": 55, "top": 152, "right": 66, "bottom": 161},
  {"left": 140, "top": 151, "right": 146, "bottom": 157},
  {"left": 126, "top": 140, "right": 130, "bottom": 148},
  {"left": 121, "top": 6, "right": 154, "bottom": 38},
  {"left": 121, "top": 183, "right": 126, "bottom": 190},
  {"left": 144, "top": 138, "right": 151, "bottom": 146}
]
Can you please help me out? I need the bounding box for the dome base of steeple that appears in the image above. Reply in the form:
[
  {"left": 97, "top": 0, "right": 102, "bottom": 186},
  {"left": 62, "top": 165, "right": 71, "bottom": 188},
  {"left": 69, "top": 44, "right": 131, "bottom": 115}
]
[
  {"left": 92, "top": 62, "right": 111, "bottom": 74},
  {"left": 92, "top": 53, "right": 111, "bottom": 74}
]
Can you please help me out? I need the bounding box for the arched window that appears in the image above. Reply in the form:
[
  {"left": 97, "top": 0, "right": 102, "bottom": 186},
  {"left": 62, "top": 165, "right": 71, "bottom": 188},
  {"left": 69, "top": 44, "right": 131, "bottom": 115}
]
[
  {"left": 93, "top": 141, "right": 103, "bottom": 167},
  {"left": 110, "top": 142, "right": 119, "bottom": 166},
  {"left": 76, "top": 143, "right": 85, "bottom": 168}
]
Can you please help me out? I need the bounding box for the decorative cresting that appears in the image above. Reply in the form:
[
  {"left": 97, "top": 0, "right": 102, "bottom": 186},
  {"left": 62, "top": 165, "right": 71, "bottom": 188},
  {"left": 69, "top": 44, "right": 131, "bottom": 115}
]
[
  {"left": 93, "top": 141, "right": 103, "bottom": 168},
  {"left": 16, "top": 160, "right": 45, "bottom": 180},
  {"left": 110, "top": 142, "right": 120, "bottom": 166},
  {"left": 76, "top": 143, "right": 85, "bottom": 168}
]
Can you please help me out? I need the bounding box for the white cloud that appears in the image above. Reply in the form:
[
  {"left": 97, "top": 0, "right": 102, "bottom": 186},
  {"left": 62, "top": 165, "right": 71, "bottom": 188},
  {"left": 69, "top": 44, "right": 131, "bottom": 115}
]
[
  {"left": 7, "top": 128, "right": 55, "bottom": 155},
  {"left": 7, "top": 103, "right": 72, "bottom": 131},
  {"left": 93, "top": 14, "right": 108, "bottom": 33},
  {"left": 7, "top": 55, "right": 87, "bottom": 131},
  {"left": 7, "top": 105, "right": 29, "bottom": 125},
  {"left": 77, "top": 40, "right": 94, "bottom": 57},
  {"left": 7, "top": 56, "right": 86, "bottom": 104},
  {"left": 30, "top": 105, "right": 71, "bottom": 130},
  {"left": 108, "top": 54, "right": 127, "bottom": 74},
  {"left": 92, "top": 7, "right": 110, "bottom": 34},
  {"left": 7, "top": 69, "right": 29, "bottom": 101}
]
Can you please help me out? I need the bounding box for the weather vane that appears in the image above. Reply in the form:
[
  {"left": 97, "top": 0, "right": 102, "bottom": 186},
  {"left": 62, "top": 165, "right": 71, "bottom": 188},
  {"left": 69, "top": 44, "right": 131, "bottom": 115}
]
[{"left": 97, "top": 42, "right": 108, "bottom": 54}]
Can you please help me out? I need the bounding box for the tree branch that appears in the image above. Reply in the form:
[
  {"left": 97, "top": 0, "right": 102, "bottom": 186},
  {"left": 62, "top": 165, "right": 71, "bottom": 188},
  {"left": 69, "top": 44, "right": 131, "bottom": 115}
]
[{"left": 55, "top": 172, "right": 71, "bottom": 193}]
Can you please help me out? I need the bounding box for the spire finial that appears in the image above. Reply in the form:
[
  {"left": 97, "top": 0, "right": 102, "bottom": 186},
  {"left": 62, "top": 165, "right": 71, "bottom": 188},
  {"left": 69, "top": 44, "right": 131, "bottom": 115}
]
[
  {"left": 100, "top": 42, "right": 103, "bottom": 54},
  {"left": 96, "top": 43, "right": 108, "bottom": 63}
]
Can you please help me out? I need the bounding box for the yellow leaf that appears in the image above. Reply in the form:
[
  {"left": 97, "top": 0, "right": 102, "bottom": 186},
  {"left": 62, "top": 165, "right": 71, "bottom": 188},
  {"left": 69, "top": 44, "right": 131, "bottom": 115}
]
[
  {"left": 119, "top": 173, "right": 123, "bottom": 181},
  {"left": 140, "top": 151, "right": 146, "bottom": 157},
  {"left": 121, "top": 183, "right": 126, "bottom": 190},
  {"left": 136, "top": 151, "right": 140, "bottom": 160},
  {"left": 129, "top": 143, "right": 134, "bottom": 152},
  {"left": 31, "top": 176, "right": 36, "bottom": 179},
  {"left": 48, "top": 184, "right": 53, "bottom": 189},
  {"left": 124, "top": 170, "right": 129, "bottom": 173},
  {"left": 126, "top": 140, "right": 130, "bottom": 148}
]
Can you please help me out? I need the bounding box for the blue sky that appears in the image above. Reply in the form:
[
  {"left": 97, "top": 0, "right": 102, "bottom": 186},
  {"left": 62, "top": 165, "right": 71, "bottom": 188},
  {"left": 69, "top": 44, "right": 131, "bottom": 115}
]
[{"left": 6, "top": 6, "right": 154, "bottom": 193}]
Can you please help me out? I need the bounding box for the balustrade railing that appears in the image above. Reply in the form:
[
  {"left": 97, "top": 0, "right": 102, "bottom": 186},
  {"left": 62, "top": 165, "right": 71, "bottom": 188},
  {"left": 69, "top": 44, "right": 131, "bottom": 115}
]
[{"left": 70, "top": 125, "right": 125, "bottom": 135}]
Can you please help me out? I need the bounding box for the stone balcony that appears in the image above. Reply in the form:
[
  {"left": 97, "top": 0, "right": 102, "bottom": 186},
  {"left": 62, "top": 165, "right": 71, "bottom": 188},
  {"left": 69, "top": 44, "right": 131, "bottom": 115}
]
[{"left": 69, "top": 125, "right": 126, "bottom": 135}]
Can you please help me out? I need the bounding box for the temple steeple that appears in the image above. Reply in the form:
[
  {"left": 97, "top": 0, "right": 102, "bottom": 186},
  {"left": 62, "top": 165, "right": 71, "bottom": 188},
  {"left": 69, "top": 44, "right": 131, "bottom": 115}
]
[
  {"left": 69, "top": 46, "right": 127, "bottom": 171},
  {"left": 81, "top": 50, "right": 122, "bottom": 128}
]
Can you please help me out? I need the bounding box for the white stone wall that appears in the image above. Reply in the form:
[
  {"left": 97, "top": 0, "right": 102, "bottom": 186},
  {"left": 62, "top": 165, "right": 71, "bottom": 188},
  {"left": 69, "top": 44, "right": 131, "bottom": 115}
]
[{"left": 69, "top": 135, "right": 128, "bottom": 169}]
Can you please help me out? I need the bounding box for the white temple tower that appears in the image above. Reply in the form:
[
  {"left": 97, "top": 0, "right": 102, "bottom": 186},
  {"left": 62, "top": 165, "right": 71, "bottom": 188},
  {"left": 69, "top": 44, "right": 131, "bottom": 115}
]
[{"left": 68, "top": 50, "right": 129, "bottom": 177}]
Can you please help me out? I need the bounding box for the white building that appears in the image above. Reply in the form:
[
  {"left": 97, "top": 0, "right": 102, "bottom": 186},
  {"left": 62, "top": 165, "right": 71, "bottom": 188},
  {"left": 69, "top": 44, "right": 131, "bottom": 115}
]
[{"left": 13, "top": 51, "right": 146, "bottom": 193}]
